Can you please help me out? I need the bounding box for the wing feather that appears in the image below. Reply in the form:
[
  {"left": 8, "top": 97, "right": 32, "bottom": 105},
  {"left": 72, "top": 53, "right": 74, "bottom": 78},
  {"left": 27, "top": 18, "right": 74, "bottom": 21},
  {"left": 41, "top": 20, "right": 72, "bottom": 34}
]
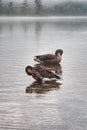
[
  {"left": 35, "top": 54, "right": 55, "bottom": 61},
  {"left": 34, "top": 65, "right": 60, "bottom": 79}
]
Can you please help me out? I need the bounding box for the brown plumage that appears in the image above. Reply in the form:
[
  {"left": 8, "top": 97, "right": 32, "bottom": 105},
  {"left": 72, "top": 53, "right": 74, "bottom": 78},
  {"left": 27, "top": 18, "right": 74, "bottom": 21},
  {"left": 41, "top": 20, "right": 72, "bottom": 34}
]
[
  {"left": 34, "top": 49, "right": 63, "bottom": 65},
  {"left": 25, "top": 65, "right": 60, "bottom": 82}
]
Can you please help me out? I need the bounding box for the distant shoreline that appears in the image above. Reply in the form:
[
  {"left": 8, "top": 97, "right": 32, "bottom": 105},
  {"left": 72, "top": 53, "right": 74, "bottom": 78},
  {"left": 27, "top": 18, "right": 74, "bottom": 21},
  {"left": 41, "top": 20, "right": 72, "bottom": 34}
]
[{"left": 0, "top": 16, "right": 87, "bottom": 21}]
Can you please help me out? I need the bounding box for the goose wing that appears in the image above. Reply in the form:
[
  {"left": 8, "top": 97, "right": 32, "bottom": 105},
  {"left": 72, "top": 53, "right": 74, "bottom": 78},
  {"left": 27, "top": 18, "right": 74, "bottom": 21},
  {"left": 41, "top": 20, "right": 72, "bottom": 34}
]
[
  {"left": 34, "top": 65, "right": 60, "bottom": 79},
  {"left": 35, "top": 54, "right": 56, "bottom": 61}
]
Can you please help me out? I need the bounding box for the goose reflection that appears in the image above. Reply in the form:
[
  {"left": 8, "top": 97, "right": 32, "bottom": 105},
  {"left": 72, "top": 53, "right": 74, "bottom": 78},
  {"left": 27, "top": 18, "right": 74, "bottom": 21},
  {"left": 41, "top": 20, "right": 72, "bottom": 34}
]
[{"left": 25, "top": 80, "right": 61, "bottom": 94}]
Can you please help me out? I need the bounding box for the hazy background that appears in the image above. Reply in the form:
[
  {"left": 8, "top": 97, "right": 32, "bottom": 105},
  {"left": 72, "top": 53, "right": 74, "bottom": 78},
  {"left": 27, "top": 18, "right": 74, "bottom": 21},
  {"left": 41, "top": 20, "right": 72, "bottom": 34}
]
[{"left": 1, "top": 0, "right": 87, "bottom": 16}]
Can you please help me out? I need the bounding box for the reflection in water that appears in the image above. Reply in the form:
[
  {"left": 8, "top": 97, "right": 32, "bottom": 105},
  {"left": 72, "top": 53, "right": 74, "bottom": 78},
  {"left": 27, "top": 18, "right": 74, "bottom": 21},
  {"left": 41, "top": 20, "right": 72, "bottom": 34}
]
[
  {"left": 35, "top": 21, "right": 42, "bottom": 42},
  {"left": 21, "top": 21, "right": 30, "bottom": 34},
  {"left": 8, "top": 22, "right": 14, "bottom": 33},
  {"left": 26, "top": 80, "right": 61, "bottom": 94},
  {"left": 0, "top": 20, "right": 43, "bottom": 42},
  {"left": 0, "top": 24, "right": 2, "bottom": 35}
]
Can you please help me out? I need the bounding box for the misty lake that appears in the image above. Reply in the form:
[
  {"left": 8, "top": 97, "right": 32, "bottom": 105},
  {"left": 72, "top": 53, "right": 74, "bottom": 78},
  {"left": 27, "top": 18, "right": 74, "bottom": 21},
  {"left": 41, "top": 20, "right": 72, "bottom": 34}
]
[{"left": 0, "top": 17, "right": 87, "bottom": 130}]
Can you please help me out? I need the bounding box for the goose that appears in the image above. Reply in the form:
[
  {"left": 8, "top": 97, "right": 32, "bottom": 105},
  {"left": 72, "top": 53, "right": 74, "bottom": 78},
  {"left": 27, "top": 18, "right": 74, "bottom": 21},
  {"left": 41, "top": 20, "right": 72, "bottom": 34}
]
[
  {"left": 34, "top": 49, "right": 63, "bottom": 65},
  {"left": 25, "top": 65, "right": 60, "bottom": 82}
]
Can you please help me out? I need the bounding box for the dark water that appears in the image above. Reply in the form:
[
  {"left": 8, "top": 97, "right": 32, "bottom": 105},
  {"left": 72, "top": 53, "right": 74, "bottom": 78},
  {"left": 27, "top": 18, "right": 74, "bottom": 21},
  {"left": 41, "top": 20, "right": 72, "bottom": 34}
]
[{"left": 0, "top": 17, "right": 87, "bottom": 130}]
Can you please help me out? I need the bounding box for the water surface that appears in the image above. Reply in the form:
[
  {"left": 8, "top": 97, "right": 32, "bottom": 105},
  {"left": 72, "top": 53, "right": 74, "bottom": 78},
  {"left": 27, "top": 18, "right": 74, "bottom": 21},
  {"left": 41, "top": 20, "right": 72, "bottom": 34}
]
[{"left": 0, "top": 17, "right": 87, "bottom": 130}]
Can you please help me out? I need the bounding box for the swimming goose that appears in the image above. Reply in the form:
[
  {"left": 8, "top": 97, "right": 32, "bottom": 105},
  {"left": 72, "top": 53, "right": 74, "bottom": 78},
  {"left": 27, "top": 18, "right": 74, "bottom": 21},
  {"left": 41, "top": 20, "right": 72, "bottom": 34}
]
[{"left": 34, "top": 49, "right": 63, "bottom": 65}]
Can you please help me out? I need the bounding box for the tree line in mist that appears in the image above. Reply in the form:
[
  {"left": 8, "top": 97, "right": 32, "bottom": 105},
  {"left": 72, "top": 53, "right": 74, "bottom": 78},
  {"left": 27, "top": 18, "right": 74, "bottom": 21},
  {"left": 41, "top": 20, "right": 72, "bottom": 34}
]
[{"left": 0, "top": 0, "right": 87, "bottom": 16}]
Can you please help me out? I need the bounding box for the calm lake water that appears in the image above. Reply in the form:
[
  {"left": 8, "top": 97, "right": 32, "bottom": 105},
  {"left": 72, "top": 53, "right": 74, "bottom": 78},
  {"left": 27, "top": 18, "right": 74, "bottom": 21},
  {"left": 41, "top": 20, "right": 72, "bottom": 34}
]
[{"left": 0, "top": 17, "right": 87, "bottom": 130}]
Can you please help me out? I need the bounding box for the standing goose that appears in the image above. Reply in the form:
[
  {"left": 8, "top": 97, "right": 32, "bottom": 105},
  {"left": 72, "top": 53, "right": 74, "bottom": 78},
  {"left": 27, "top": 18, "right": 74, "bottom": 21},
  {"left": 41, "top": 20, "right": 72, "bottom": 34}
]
[
  {"left": 25, "top": 65, "right": 60, "bottom": 82},
  {"left": 34, "top": 49, "right": 63, "bottom": 65}
]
